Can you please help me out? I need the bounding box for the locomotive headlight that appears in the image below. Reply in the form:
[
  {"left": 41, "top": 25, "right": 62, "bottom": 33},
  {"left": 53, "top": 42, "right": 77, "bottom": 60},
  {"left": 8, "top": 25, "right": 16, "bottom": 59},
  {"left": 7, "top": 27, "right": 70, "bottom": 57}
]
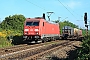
[
  {"left": 36, "top": 32, "right": 38, "bottom": 34},
  {"left": 24, "top": 29, "right": 29, "bottom": 31},
  {"left": 35, "top": 29, "right": 39, "bottom": 31}
]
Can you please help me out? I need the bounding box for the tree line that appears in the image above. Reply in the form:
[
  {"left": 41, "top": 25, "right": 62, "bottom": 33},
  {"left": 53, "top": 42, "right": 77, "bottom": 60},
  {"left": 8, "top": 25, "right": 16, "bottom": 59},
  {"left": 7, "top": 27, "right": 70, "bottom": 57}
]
[{"left": 0, "top": 14, "right": 79, "bottom": 34}]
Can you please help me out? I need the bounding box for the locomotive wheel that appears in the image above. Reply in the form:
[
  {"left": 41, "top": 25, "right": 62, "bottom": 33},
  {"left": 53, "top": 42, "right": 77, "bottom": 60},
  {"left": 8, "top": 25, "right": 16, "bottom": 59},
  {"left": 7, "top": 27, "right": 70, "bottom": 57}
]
[
  {"left": 42, "top": 40, "right": 44, "bottom": 43},
  {"left": 42, "top": 38, "right": 45, "bottom": 43},
  {"left": 61, "top": 37, "right": 64, "bottom": 40},
  {"left": 35, "top": 40, "right": 38, "bottom": 43},
  {"left": 52, "top": 37, "right": 56, "bottom": 41}
]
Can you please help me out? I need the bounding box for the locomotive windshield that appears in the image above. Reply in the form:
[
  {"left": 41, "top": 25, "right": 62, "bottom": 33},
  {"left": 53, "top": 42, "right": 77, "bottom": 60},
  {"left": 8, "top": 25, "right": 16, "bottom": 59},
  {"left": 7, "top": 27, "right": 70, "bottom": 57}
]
[{"left": 26, "top": 21, "right": 39, "bottom": 26}]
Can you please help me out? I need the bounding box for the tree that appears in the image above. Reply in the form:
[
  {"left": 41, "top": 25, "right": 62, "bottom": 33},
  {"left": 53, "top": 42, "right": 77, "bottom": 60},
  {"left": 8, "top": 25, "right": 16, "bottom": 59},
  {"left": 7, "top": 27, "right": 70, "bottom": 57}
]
[
  {"left": 52, "top": 20, "right": 79, "bottom": 34},
  {"left": 0, "top": 14, "right": 26, "bottom": 31},
  {"left": 52, "top": 20, "right": 60, "bottom": 23}
]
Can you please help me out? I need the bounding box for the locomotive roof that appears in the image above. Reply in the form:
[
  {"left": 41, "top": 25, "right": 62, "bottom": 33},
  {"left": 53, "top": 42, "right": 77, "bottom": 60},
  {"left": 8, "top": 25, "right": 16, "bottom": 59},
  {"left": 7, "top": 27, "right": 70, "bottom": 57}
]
[
  {"left": 25, "top": 18, "right": 59, "bottom": 25},
  {"left": 46, "top": 21, "right": 59, "bottom": 25}
]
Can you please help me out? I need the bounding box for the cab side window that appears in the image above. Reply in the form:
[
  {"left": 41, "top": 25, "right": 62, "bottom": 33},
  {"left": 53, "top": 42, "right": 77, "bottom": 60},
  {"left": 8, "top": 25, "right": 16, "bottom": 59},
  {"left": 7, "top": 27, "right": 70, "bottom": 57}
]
[{"left": 43, "top": 22, "right": 44, "bottom": 26}]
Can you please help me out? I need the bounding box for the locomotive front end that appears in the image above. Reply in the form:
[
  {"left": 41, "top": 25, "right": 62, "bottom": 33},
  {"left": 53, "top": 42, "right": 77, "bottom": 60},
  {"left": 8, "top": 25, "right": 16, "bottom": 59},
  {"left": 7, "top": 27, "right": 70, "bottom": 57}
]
[{"left": 23, "top": 18, "right": 41, "bottom": 42}]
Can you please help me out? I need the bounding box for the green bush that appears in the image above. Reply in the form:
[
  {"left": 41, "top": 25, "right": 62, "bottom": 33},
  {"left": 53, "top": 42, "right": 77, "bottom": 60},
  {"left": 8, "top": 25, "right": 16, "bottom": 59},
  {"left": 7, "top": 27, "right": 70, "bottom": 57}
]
[
  {"left": 0, "top": 14, "right": 25, "bottom": 48},
  {"left": 0, "top": 37, "right": 12, "bottom": 48},
  {"left": 76, "top": 35, "right": 90, "bottom": 60},
  {"left": 0, "top": 29, "right": 23, "bottom": 48}
]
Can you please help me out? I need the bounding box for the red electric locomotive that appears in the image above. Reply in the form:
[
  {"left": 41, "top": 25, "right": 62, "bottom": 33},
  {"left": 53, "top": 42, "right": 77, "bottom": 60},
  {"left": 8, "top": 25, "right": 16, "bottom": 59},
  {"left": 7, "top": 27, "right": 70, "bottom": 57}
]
[{"left": 23, "top": 13, "right": 60, "bottom": 43}]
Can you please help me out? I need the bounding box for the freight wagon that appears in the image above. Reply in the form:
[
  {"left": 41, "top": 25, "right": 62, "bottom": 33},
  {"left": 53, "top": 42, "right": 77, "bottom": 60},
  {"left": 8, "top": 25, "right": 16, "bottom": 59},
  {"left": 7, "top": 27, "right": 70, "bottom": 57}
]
[
  {"left": 61, "top": 26, "right": 83, "bottom": 40},
  {"left": 23, "top": 13, "right": 60, "bottom": 43}
]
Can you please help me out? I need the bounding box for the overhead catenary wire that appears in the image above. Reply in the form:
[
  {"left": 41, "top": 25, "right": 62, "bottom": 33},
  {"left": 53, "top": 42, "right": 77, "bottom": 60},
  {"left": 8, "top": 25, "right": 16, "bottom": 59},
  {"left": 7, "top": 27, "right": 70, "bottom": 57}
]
[
  {"left": 25, "top": 0, "right": 68, "bottom": 21},
  {"left": 57, "top": 0, "right": 77, "bottom": 19},
  {"left": 57, "top": 0, "right": 85, "bottom": 25},
  {"left": 25, "top": 0, "right": 46, "bottom": 11},
  {"left": 66, "top": 4, "right": 83, "bottom": 18},
  {"left": 25, "top": 0, "right": 60, "bottom": 21},
  {"left": 24, "top": 0, "right": 84, "bottom": 29}
]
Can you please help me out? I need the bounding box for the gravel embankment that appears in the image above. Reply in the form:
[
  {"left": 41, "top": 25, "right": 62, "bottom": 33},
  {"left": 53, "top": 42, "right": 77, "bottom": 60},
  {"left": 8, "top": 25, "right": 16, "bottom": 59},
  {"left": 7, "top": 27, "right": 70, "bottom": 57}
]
[{"left": 37, "top": 41, "right": 82, "bottom": 60}]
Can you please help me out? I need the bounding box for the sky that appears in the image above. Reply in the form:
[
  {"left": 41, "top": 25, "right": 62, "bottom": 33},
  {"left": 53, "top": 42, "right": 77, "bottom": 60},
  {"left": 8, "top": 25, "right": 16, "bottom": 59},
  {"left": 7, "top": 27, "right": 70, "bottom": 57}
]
[{"left": 0, "top": 0, "right": 90, "bottom": 29}]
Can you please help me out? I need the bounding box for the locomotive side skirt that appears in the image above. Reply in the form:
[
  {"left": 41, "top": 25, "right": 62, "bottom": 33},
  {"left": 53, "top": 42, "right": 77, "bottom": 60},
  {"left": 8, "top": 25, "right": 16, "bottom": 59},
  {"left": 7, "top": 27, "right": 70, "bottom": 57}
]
[{"left": 41, "top": 34, "right": 60, "bottom": 39}]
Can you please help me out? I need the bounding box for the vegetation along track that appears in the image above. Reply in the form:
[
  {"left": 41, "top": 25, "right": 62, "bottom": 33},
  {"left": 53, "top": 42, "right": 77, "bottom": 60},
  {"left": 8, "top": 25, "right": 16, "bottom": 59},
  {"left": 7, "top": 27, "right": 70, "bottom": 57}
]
[{"left": 0, "top": 40, "right": 77, "bottom": 60}]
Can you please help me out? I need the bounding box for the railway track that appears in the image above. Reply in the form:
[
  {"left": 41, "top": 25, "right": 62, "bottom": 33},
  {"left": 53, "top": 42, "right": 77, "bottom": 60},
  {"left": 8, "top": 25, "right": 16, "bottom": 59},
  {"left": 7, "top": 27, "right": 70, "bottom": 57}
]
[
  {"left": 0, "top": 40, "right": 61, "bottom": 55},
  {"left": 24, "top": 41, "right": 75, "bottom": 60},
  {"left": 0, "top": 40, "right": 79, "bottom": 60},
  {"left": 0, "top": 44, "right": 28, "bottom": 54}
]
